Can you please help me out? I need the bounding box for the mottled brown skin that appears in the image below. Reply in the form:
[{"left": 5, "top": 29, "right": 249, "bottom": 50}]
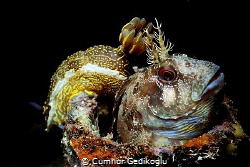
[{"left": 114, "top": 53, "right": 225, "bottom": 147}]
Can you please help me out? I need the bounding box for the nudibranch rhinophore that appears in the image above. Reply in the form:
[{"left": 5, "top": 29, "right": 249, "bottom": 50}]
[{"left": 43, "top": 17, "right": 153, "bottom": 131}]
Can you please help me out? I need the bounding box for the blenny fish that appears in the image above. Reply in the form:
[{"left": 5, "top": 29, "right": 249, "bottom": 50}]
[
  {"left": 113, "top": 19, "right": 225, "bottom": 147},
  {"left": 43, "top": 17, "right": 153, "bottom": 131}
]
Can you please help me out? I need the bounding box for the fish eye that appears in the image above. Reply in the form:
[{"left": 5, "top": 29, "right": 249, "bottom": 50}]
[{"left": 158, "top": 66, "right": 177, "bottom": 82}]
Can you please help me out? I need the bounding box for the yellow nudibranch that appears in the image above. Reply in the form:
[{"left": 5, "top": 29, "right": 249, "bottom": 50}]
[{"left": 43, "top": 17, "right": 152, "bottom": 131}]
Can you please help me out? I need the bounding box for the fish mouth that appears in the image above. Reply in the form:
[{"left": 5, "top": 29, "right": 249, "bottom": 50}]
[{"left": 200, "top": 70, "right": 225, "bottom": 98}]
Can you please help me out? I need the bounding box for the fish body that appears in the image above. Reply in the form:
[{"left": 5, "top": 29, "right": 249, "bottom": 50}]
[{"left": 113, "top": 19, "right": 225, "bottom": 147}]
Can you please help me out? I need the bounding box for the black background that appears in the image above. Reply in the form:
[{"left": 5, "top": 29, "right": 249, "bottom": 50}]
[{"left": 3, "top": 1, "right": 249, "bottom": 166}]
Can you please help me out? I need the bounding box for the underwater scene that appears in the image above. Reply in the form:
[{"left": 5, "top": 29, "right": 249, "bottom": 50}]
[{"left": 7, "top": 1, "right": 249, "bottom": 167}]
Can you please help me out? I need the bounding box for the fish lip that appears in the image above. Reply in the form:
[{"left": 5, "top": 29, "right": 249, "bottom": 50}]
[{"left": 200, "top": 71, "right": 225, "bottom": 99}]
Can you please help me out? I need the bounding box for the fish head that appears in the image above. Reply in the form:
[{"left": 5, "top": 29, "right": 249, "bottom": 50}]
[
  {"left": 138, "top": 53, "right": 225, "bottom": 119},
  {"left": 114, "top": 53, "right": 225, "bottom": 145}
]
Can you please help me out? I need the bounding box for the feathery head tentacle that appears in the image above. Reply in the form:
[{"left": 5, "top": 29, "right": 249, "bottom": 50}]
[{"left": 144, "top": 18, "right": 174, "bottom": 64}]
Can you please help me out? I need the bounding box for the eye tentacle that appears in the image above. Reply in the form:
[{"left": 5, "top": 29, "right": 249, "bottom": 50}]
[{"left": 144, "top": 18, "right": 175, "bottom": 64}]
